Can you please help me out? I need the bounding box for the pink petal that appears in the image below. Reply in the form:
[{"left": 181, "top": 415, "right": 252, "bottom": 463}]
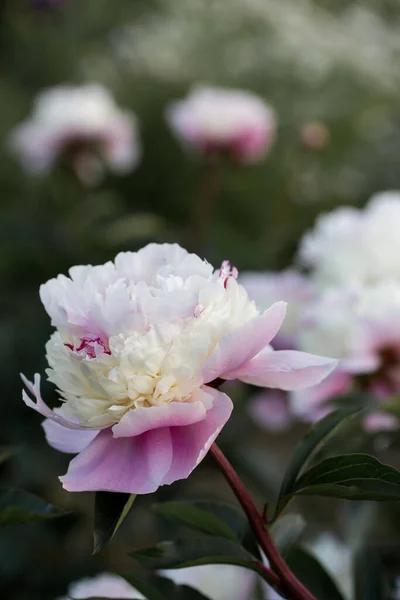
[
  {"left": 21, "top": 373, "right": 89, "bottom": 431},
  {"left": 112, "top": 396, "right": 208, "bottom": 438},
  {"left": 42, "top": 416, "right": 100, "bottom": 454},
  {"left": 226, "top": 349, "right": 338, "bottom": 391},
  {"left": 202, "top": 302, "right": 287, "bottom": 384},
  {"left": 60, "top": 388, "right": 232, "bottom": 494},
  {"left": 160, "top": 388, "right": 233, "bottom": 487}
]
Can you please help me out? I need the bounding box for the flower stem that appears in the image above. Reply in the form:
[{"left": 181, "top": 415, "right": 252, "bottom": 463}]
[
  {"left": 209, "top": 444, "right": 317, "bottom": 600},
  {"left": 187, "top": 153, "right": 221, "bottom": 252}
]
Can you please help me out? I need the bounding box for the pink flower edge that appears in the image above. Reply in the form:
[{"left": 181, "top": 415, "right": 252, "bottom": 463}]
[{"left": 59, "top": 387, "right": 233, "bottom": 494}]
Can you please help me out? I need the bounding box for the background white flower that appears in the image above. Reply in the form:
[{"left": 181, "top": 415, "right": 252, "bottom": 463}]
[
  {"left": 298, "top": 191, "right": 400, "bottom": 286},
  {"left": 9, "top": 83, "right": 141, "bottom": 185}
]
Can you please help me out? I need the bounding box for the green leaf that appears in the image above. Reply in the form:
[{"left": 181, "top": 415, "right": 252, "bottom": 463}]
[
  {"left": 153, "top": 500, "right": 246, "bottom": 542},
  {"left": 123, "top": 573, "right": 211, "bottom": 600},
  {"left": 131, "top": 536, "right": 261, "bottom": 576},
  {"left": 275, "top": 407, "right": 361, "bottom": 517},
  {"left": 270, "top": 514, "right": 306, "bottom": 557},
  {"left": 286, "top": 548, "right": 345, "bottom": 600},
  {"left": 93, "top": 491, "right": 136, "bottom": 554},
  {"left": 0, "top": 489, "right": 65, "bottom": 526},
  {"left": 354, "top": 546, "right": 385, "bottom": 600},
  {"left": 291, "top": 454, "right": 400, "bottom": 501}
]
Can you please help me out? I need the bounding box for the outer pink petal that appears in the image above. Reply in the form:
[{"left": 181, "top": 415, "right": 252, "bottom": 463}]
[
  {"left": 202, "top": 302, "right": 287, "bottom": 384},
  {"left": 21, "top": 373, "right": 90, "bottom": 431},
  {"left": 60, "top": 388, "right": 232, "bottom": 494},
  {"left": 160, "top": 387, "right": 233, "bottom": 487},
  {"left": 226, "top": 349, "right": 338, "bottom": 391},
  {"left": 112, "top": 398, "right": 208, "bottom": 438},
  {"left": 42, "top": 417, "right": 100, "bottom": 454}
]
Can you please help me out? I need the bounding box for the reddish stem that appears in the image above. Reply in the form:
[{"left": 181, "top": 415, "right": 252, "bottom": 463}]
[{"left": 209, "top": 444, "right": 317, "bottom": 600}]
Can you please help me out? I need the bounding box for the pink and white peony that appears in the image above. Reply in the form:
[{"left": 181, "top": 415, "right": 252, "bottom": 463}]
[
  {"left": 22, "top": 243, "right": 336, "bottom": 494},
  {"left": 298, "top": 191, "right": 400, "bottom": 286},
  {"left": 9, "top": 84, "right": 141, "bottom": 184},
  {"left": 292, "top": 281, "right": 400, "bottom": 430},
  {"left": 166, "top": 86, "right": 276, "bottom": 163}
]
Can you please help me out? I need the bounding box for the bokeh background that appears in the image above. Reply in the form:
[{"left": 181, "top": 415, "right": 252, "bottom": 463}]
[{"left": 2, "top": 1, "right": 400, "bottom": 598}]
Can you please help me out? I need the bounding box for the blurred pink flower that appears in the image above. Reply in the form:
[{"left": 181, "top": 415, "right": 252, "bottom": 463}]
[
  {"left": 166, "top": 86, "right": 276, "bottom": 163},
  {"left": 298, "top": 191, "right": 400, "bottom": 286},
  {"left": 22, "top": 243, "right": 336, "bottom": 494},
  {"left": 239, "top": 270, "right": 314, "bottom": 349},
  {"left": 9, "top": 84, "right": 141, "bottom": 185},
  {"left": 248, "top": 390, "right": 293, "bottom": 433},
  {"left": 293, "top": 281, "right": 400, "bottom": 431}
]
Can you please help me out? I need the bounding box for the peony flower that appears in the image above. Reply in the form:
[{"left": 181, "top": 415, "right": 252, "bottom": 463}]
[
  {"left": 22, "top": 243, "right": 336, "bottom": 494},
  {"left": 298, "top": 191, "right": 400, "bottom": 286},
  {"left": 9, "top": 84, "right": 140, "bottom": 185},
  {"left": 239, "top": 270, "right": 313, "bottom": 349},
  {"left": 292, "top": 281, "right": 400, "bottom": 430},
  {"left": 58, "top": 572, "right": 142, "bottom": 599},
  {"left": 166, "top": 86, "right": 276, "bottom": 163}
]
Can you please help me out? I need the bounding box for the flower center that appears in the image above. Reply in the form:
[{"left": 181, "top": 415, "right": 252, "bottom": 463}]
[
  {"left": 218, "top": 260, "right": 238, "bottom": 288},
  {"left": 64, "top": 336, "right": 110, "bottom": 359}
]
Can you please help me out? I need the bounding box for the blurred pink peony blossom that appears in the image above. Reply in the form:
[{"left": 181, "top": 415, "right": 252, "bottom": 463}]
[
  {"left": 166, "top": 86, "right": 276, "bottom": 163},
  {"left": 9, "top": 84, "right": 141, "bottom": 185},
  {"left": 293, "top": 281, "right": 400, "bottom": 431},
  {"left": 248, "top": 390, "right": 293, "bottom": 433},
  {"left": 239, "top": 270, "right": 314, "bottom": 349},
  {"left": 298, "top": 191, "right": 400, "bottom": 286},
  {"left": 22, "top": 243, "right": 336, "bottom": 494}
]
